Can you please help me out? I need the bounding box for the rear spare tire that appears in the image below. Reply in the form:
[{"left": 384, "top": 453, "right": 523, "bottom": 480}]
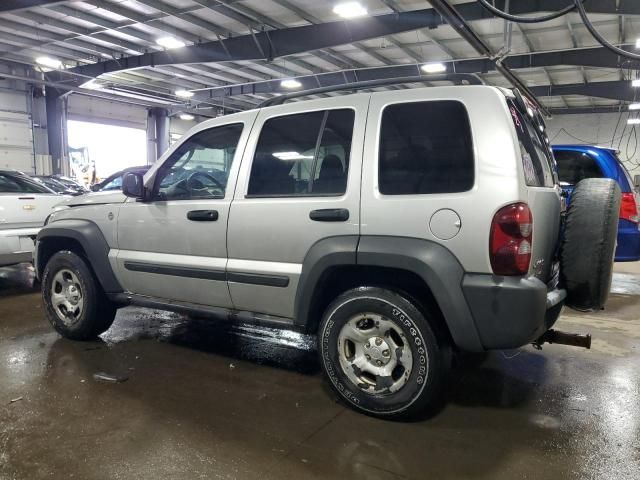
[{"left": 561, "top": 178, "right": 621, "bottom": 311}]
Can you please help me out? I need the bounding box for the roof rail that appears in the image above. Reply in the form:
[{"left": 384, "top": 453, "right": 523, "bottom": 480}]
[{"left": 258, "top": 74, "right": 483, "bottom": 108}]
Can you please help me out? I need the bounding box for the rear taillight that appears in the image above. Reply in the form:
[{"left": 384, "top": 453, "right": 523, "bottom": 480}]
[
  {"left": 620, "top": 193, "right": 639, "bottom": 223},
  {"left": 490, "top": 203, "right": 533, "bottom": 276}
]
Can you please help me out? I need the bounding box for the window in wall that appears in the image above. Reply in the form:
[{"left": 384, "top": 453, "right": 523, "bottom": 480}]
[
  {"left": 378, "top": 101, "right": 474, "bottom": 195},
  {"left": 154, "top": 123, "right": 243, "bottom": 201},
  {"left": 247, "top": 109, "right": 355, "bottom": 196}
]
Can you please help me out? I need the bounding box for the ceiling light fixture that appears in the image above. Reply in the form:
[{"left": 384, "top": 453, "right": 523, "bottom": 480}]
[
  {"left": 636, "top": 38, "right": 640, "bottom": 48},
  {"left": 175, "top": 89, "right": 194, "bottom": 98},
  {"left": 35, "top": 56, "right": 62, "bottom": 69},
  {"left": 157, "top": 37, "right": 186, "bottom": 49},
  {"left": 281, "top": 79, "right": 302, "bottom": 89},
  {"left": 421, "top": 62, "right": 447, "bottom": 74},
  {"left": 179, "top": 113, "right": 195, "bottom": 121},
  {"left": 629, "top": 103, "right": 640, "bottom": 110},
  {"left": 632, "top": 79, "right": 640, "bottom": 87},
  {"left": 333, "top": 2, "right": 368, "bottom": 19},
  {"left": 628, "top": 118, "right": 640, "bottom": 125}
]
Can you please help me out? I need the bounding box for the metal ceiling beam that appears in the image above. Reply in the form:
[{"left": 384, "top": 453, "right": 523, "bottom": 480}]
[
  {"left": 0, "top": 18, "right": 131, "bottom": 58},
  {"left": 14, "top": 11, "right": 150, "bottom": 53},
  {"left": 485, "top": 0, "right": 640, "bottom": 16},
  {"left": 64, "top": 8, "right": 443, "bottom": 78},
  {"left": 414, "top": 0, "right": 548, "bottom": 114},
  {"left": 0, "top": 0, "right": 72, "bottom": 12},
  {"left": 63, "top": 0, "right": 640, "bottom": 80},
  {"left": 531, "top": 80, "right": 636, "bottom": 102},
  {"left": 190, "top": 0, "right": 359, "bottom": 71},
  {"left": 183, "top": 45, "right": 631, "bottom": 101},
  {"left": 549, "top": 105, "right": 624, "bottom": 116}
]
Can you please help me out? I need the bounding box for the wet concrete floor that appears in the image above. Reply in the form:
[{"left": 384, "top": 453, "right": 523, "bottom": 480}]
[{"left": 1, "top": 263, "right": 639, "bottom": 479}]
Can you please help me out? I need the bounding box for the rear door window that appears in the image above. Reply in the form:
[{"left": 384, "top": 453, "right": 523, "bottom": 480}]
[
  {"left": 553, "top": 150, "right": 604, "bottom": 185},
  {"left": 508, "top": 99, "right": 555, "bottom": 187},
  {"left": 0, "top": 173, "right": 51, "bottom": 194},
  {"left": 378, "top": 100, "right": 474, "bottom": 195},
  {"left": 248, "top": 109, "right": 354, "bottom": 196}
]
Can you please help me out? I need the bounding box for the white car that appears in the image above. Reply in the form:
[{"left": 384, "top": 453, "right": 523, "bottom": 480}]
[{"left": 0, "top": 170, "right": 67, "bottom": 267}]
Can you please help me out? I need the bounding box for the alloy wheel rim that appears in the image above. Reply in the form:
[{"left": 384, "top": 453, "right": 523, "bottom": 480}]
[
  {"left": 337, "top": 313, "right": 414, "bottom": 395},
  {"left": 50, "top": 269, "right": 84, "bottom": 325}
]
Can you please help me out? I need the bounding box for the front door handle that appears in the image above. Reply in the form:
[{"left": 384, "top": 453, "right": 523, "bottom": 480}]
[
  {"left": 187, "top": 210, "right": 219, "bottom": 221},
  {"left": 309, "top": 208, "right": 349, "bottom": 222}
]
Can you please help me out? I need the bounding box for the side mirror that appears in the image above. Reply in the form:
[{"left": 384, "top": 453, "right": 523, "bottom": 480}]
[
  {"left": 122, "top": 172, "right": 145, "bottom": 200},
  {"left": 90, "top": 184, "right": 99, "bottom": 192},
  {"left": 634, "top": 174, "right": 640, "bottom": 190}
]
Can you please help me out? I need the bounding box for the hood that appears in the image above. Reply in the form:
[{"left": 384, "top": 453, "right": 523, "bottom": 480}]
[{"left": 55, "top": 190, "right": 128, "bottom": 208}]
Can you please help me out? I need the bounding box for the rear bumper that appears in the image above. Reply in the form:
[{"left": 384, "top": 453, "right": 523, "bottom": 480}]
[
  {"left": 0, "top": 228, "right": 39, "bottom": 267},
  {"left": 462, "top": 274, "right": 565, "bottom": 350},
  {"left": 615, "top": 225, "right": 640, "bottom": 262}
]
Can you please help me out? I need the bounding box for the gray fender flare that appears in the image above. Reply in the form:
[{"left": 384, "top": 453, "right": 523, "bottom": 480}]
[
  {"left": 294, "top": 236, "right": 359, "bottom": 330},
  {"left": 294, "top": 235, "right": 484, "bottom": 352},
  {"left": 357, "top": 236, "right": 483, "bottom": 352},
  {"left": 36, "top": 219, "right": 123, "bottom": 293}
]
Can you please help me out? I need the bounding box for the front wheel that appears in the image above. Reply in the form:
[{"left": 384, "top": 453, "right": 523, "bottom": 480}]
[
  {"left": 42, "top": 251, "right": 117, "bottom": 340},
  {"left": 318, "top": 287, "right": 449, "bottom": 419}
]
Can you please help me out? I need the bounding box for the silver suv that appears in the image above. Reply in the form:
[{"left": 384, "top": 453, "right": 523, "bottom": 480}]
[{"left": 34, "top": 86, "right": 620, "bottom": 419}]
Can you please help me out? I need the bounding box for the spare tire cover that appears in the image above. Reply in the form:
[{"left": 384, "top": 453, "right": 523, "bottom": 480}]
[{"left": 560, "top": 178, "right": 621, "bottom": 311}]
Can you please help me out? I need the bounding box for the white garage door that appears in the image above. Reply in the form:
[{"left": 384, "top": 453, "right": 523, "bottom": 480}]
[
  {"left": 67, "top": 95, "right": 147, "bottom": 129},
  {"left": 0, "top": 90, "right": 33, "bottom": 173}
]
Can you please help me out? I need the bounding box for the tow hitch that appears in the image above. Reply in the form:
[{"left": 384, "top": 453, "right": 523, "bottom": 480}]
[{"left": 533, "top": 329, "right": 592, "bottom": 350}]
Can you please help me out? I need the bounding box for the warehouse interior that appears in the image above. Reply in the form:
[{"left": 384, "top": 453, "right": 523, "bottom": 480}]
[{"left": 1, "top": 1, "right": 640, "bottom": 479}]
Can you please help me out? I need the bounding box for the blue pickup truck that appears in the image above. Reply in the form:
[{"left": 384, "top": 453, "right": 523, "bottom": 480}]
[{"left": 552, "top": 145, "right": 640, "bottom": 262}]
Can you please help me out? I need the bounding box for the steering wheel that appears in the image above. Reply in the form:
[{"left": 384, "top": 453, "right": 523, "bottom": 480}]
[{"left": 186, "top": 171, "right": 224, "bottom": 193}]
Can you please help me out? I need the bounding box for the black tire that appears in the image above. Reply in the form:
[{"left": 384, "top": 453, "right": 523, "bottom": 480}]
[
  {"left": 561, "top": 178, "right": 621, "bottom": 311},
  {"left": 318, "top": 287, "right": 449, "bottom": 419},
  {"left": 42, "top": 250, "right": 117, "bottom": 340}
]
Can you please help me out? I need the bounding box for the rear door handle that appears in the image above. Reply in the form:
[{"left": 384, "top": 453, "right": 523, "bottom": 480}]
[
  {"left": 309, "top": 208, "right": 349, "bottom": 222},
  {"left": 187, "top": 210, "right": 219, "bottom": 221}
]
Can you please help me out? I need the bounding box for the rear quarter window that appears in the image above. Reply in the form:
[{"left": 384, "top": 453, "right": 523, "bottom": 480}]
[
  {"left": 378, "top": 100, "right": 474, "bottom": 195},
  {"left": 508, "top": 99, "right": 555, "bottom": 187}
]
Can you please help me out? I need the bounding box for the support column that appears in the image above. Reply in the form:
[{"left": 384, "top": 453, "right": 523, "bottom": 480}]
[
  {"left": 146, "top": 108, "right": 170, "bottom": 164},
  {"left": 146, "top": 110, "right": 157, "bottom": 165},
  {"left": 45, "top": 87, "right": 67, "bottom": 174},
  {"left": 155, "top": 108, "right": 169, "bottom": 159}
]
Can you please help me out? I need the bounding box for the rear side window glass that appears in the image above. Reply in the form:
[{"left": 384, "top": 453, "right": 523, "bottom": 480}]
[
  {"left": 554, "top": 150, "right": 604, "bottom": 185},
  {"left": 378, "top": 101, "right": 474, "bottom": 195},
  {"left": 508, "top": 100, "right": 554, "bottom": 187},
  {"left": 0, "top": 173, "right": 51, "bottom": 194},
  {"left": 248, "top": 109, "right": 354, "bottom": 196}
]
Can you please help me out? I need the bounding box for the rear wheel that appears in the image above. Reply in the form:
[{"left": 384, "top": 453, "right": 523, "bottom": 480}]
[
  {"left": 318, "top": 287, "right": 449, "bottom": 419},
  {"left": 42, "top": 251, "right": 117, "bottom": 340}
]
